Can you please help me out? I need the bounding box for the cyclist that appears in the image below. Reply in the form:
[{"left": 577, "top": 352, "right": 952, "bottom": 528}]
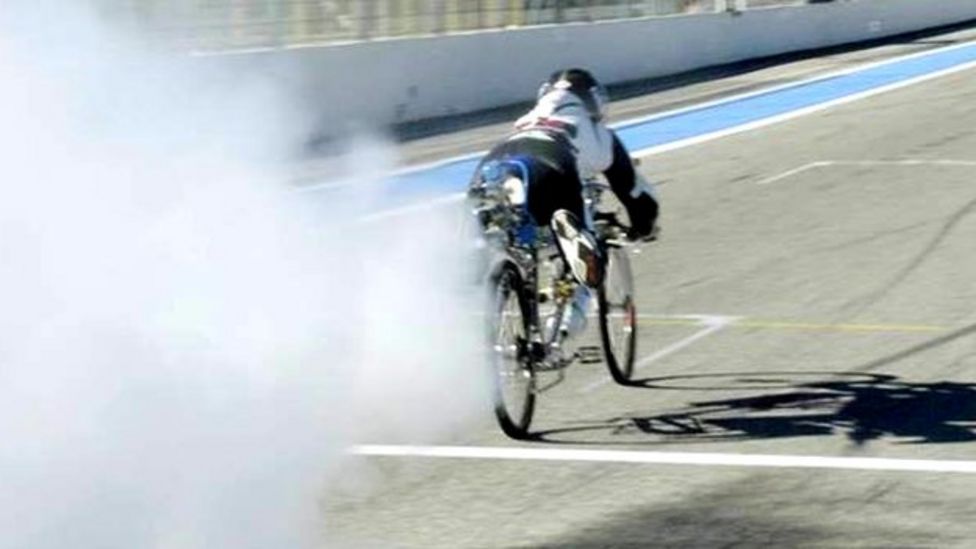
[{"left": 472, "top": 68, "right": 659, "bottom": 339}]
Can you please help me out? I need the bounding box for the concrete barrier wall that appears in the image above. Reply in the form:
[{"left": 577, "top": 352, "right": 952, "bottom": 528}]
[{"left": 210, "top": 0, "right": 976, "bottom": 131}]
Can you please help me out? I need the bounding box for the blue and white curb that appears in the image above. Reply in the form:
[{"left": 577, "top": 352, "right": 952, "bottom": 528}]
[{"left": 310, "top": 39, "right": 976, "bottom": 216}]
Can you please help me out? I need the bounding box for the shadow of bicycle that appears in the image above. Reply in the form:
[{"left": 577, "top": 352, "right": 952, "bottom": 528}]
[{"left": 534, "top": 371, "right": 976, "bottom": 446}]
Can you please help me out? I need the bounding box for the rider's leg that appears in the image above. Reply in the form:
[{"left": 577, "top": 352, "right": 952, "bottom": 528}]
[
  {"left": 560, "top": 284, "right": 591, "bottom": 338},
  {"left": 526, "top": 164, "right": 602, "bottom": 342},
  {"left": 503, "top": 139, "right": 597, "bottom": 342},
  {"left": 518, "top": 158, "right": 593, "bottom": 341}
]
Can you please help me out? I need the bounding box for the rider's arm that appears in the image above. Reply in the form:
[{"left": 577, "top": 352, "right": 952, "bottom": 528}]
[{"left": 603, "top": 131, "right": 659, "bottom": 239}]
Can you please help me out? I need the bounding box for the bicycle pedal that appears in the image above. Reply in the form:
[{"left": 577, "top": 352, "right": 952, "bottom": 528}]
[
  {"left": 577, "top": 346, "right": 603, "bottom": 364},
  {"left": 529, "top": 341, "right": 548, "bottom": 363},
  {"left": 536, "top": 358, "right": 571, "bottom": 372}
]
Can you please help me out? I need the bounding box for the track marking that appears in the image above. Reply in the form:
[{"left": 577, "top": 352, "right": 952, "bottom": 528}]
[
  {"left": 350, "top": 445, "right": 976, "bottom": 474},
  {"left": 732, "top": 319, "right": 944, "bottom": 333},
  {"left": 358, "top": 192, "right": 466, "bottom": 222},
  {"left": 756, "top": 161, "right": 834, "bottom": 185},
  {"left": 757, "top": 159, "right": 976, "bottom": 185},
  {"left": 631, "top": 57, "right": 976, "bottom": 158},
  {"left": 733, "top": 320, "right": 946, "bottom": 333},
  {"left": 337, "top": 37, "right": 976, "bottom": 191},
  {"left": 317, "top": 39, "right": 976, "bottom": 216},
  {"left": 299, "top": 152, "right": 485, "bottom": 193},
  {"left": 581, "top": 315, "right": 736, "bottom": 393},
  {"left": 634, "top": 316, "right": 945, "bottom": 333},
  {"left": 614, "top": 38, "right": 976, "bottom": 134},
  {"left": 581, "top": 314, "right": 941, "bottom": 393}
]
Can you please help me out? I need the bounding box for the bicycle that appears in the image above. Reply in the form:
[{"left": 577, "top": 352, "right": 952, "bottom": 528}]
[{"left": 468, "top": 167, "right": 641, "bottom": 440}]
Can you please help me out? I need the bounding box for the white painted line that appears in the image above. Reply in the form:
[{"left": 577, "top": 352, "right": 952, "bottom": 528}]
[
  {"left": 295, "top": 177, "right": 372, "bottom": 193},
  {"left": 757, "top": 159, "right": 976, "bottom": 185},
  {"left": 632, "top": 315, "right": 736, "bottom": 370},
  {"left": 359, "top": 50, "right": 976, "bottom": 219},
  {"left": 839, "top": 159, "right": 976, "bottom": 167},
  {"left": 756, "top": 161, "right": 832, "bottom": 185},
  {"left": 397, "top": 38, "right": 976, "bottom": 177},
  {"left": 388, "top": 152, "right": 485, "bottom": 178},
  {"left": 306, "top": 38, "right": 976, "bottom": 196},
  {"left": 350, "top": 444, "right": 976, "bottom": 474},
  {"left": 359, "top": 192, "right": 466, "bottom": 223},
  {"left": 299, "top": 152, "right": 485, "bottom": 193},
  {"left": 632, "top": 58, "right": 976, "bottom": 158},
  {"left": 614, "top": 38, "right": 976, "bottom": 132},
  {"left": 582, "top": 315, "right": 737, "bottom": 393}
]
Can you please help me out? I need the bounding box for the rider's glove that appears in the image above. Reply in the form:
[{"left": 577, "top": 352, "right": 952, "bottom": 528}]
[
  {"left": 627, "top": 224, "right": 660, "bottom": 243},
  {"left": 624, "top": 193, "right": 659, "bottom": 243}
]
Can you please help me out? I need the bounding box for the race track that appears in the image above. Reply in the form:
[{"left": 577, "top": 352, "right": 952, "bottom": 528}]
[{"left": 327, "top": 25, "right": 976, "bottom": 548}]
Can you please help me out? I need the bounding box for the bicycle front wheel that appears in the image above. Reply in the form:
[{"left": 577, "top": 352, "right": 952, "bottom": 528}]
[{"left": 598, "top": 247, "right": 638, "bottom": 385}]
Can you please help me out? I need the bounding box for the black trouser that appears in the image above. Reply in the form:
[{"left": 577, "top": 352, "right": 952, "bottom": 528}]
[{"left": 476, "top": 136, "right": 584, "bottom": 227}]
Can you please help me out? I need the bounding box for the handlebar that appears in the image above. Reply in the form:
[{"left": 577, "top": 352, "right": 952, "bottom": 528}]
[
  {"left": 592, "top": 211, "right": 633, "bottom": 247},
  {"left": 593, "top": 211, "right": 628, "bottom": 231},
  {"left": 594, "top": 211, "right": 658, "bottom": 246}
]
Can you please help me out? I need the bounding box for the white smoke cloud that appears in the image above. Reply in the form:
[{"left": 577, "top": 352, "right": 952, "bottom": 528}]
[{"left": 0, "top": 3, "right": 486, "bottom": 548}]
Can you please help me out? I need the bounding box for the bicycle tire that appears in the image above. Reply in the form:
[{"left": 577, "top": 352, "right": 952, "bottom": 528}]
[
  {"left": 489, "top": 264, "right": 536, "bottom": 439},
  {"left": 597, "top": 248, "right": 638, "bottom": 385}
]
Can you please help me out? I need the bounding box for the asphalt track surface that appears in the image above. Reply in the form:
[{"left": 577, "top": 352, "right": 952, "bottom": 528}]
[{"left": 326, "top": 26, "right": 976, "bottom": 548}]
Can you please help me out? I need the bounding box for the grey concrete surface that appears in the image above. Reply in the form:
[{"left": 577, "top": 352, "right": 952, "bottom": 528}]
[{"left": 324, "top": 29, "right": 976, "bottom": 548}]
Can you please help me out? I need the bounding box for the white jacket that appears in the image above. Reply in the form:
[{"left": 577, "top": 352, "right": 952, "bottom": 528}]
[{"left": 513, "top": 89, "right": 615, "bottom": 181}]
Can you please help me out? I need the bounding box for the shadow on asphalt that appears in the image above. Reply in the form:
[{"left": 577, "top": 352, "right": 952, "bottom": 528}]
[
  {"left": 534, "top": 321, "right": 976, "bottom": 445},
  {"left": 520, "top": 469, "right": 941, "bottom": 548},
  {"left": 533, "top": 371, "right": 976, "bottom": 446}
]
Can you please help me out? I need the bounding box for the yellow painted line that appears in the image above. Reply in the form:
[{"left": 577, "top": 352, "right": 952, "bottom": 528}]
[
  {"left": 735, "top": 320, "right": 944, "bottom": 333},
  {"left": 636, "top": 317, "right": 944, "bottom": 333},
  {"left": 634, "top": 318, "right": 706, "bottom": 327}
]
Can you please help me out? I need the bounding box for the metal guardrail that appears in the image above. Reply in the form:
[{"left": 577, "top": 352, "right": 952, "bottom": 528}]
[{"left": 114, "top": 0, "right": 807, "bottom": 51}]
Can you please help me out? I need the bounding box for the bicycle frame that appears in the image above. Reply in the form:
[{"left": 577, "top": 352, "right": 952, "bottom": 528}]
[
  {"left": 472, "top": 174, "right": 626, "bottom": 384},
  {"left": 471, "top": 168, "right": 643, "bottom": 437}
]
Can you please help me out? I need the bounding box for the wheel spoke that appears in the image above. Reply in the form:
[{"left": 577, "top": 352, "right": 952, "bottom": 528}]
[
  {"left": 599, "top": 249, "right": 637, "bottom": 384},
  {"left": 492, "top": 275, "right": 534, "bottom": 433}
]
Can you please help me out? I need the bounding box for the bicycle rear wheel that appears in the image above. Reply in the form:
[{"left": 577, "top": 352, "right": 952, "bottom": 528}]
[
  {"left": 598, "top": 247, "right": 637, "bottom": 385},
  {"left": 489, "top": 264, "right": 536, "bottom": 439}
]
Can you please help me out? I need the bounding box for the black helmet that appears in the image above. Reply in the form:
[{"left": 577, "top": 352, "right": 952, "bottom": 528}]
[{"left": 537, "top": 68, "right": 609, "bottom": 121}]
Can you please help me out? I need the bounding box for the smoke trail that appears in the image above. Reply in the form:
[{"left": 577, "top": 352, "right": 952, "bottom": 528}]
[{"left": 0, "top": 3, "right": 486, "bottom": 548}]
